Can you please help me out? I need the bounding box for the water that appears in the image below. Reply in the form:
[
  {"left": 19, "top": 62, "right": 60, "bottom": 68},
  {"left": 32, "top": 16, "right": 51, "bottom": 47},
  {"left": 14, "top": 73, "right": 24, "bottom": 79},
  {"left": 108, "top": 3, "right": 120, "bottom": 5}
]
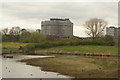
[{"left": 1, "top": 54, "right": 71, "bottom": 78}]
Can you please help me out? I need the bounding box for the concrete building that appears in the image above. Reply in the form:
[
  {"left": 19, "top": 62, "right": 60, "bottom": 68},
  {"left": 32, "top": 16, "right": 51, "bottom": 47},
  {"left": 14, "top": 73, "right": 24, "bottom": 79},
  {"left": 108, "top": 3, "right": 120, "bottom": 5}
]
[
  {"left": 106, "top": 26, "right": 120, "bottom": 38},
  {"left": 41, "top": 18, "right": 73, "bottom": 37}
]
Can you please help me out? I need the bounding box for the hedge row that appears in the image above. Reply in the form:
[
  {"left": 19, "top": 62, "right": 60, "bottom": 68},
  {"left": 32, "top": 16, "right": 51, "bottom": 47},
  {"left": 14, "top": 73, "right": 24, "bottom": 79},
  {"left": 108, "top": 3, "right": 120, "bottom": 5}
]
[{"left": 23, "top": 38, "right": 115, "bottom": 51}]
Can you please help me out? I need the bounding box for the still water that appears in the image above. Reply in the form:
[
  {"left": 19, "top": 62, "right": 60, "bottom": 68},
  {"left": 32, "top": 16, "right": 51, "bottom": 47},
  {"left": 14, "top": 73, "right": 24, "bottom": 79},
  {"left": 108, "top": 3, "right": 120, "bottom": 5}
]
[{"left": 1, "top": 54, "right": 71, "bottom": 78}]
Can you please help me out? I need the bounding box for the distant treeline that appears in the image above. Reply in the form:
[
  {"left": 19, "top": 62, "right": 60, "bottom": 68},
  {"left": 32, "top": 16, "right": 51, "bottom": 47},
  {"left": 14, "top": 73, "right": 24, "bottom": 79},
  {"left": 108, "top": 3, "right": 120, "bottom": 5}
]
[
  {"left": 1, "top": 27, "right": 116, "bottom": 52},
  {"left": 1, "top": 27, "right": 45, "bottom": 43}
]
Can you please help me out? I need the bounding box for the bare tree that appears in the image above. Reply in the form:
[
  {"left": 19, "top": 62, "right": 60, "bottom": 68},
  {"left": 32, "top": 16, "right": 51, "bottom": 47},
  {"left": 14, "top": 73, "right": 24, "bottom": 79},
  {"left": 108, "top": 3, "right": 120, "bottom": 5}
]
[
  {"left": 84, "top": 18, "right": 107, "bottom": 39},
  {"left": 9, "top": 27, "right": 21, "bottom": 41},
  {"left": 2, "top": 28, "right": 8, "bottom": 35},
  {"left": 9, "top": 27, "right": 21, "bottom": 35}
]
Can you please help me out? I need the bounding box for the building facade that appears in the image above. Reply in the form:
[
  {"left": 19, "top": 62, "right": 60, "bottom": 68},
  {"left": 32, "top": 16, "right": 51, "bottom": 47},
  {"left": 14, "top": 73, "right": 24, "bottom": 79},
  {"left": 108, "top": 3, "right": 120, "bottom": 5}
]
[
  {"left": 106, "top": 26, "right": 120, "bottom": 38},
  {"left": 41, "top": 18, "right": 73, "bottom": 37}
]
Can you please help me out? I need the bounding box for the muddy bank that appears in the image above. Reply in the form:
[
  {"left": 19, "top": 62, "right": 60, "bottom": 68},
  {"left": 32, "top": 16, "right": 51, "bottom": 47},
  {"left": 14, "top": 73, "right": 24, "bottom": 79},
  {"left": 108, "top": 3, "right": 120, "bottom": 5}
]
[
  {"left": 35, "top": 51, "right": 120, "bottom": 57},
  {"left": 2, "top": 50, "right": 120, "bottom": 58}
]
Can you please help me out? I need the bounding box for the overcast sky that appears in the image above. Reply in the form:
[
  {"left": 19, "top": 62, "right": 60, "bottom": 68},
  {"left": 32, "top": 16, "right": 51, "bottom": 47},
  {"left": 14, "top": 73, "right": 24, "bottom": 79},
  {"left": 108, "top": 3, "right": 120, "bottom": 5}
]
[{"left": 0, "top": 1, "right": 118, "bottom": 37}]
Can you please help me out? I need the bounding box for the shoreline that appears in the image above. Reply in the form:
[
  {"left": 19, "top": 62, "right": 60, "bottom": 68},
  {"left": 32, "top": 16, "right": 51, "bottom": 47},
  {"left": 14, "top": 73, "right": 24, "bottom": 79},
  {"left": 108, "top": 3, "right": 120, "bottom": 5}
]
[
  {"left": 2, "top": 51, "right": 119, "bottom": 57},
  {"left": 35, "top": 51, "right": 120, "bottom": 57}
]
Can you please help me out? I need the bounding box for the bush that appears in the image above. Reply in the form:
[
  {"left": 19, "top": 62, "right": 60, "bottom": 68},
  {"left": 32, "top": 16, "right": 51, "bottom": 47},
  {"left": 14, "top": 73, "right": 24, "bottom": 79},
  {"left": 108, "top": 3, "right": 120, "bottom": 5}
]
[
  {"left": 102, "top": 35, "right": 115, "bottom": 46},
  {"left": 28, "top": 32, "right": 46, "bottom": 43},
  {"left": 24, "top": 43, "right": 36, "bottom": 51},
  {"left": 19, "top": 32, "right": 46, "bottom": 43},
  {"left": 46, "top": 35, "right": 60, "bottom": 41},
  {"left": 2, "top": 35, "right": 9, "bottom": 42}
]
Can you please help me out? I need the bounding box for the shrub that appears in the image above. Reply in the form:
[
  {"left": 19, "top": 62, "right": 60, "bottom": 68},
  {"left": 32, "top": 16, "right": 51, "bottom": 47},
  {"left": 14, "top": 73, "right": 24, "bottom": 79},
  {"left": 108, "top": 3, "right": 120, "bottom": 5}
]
[
  {"left": 102, "top": 35, "right": 115, "bottom": 46},
  {"left": 19, "top": 32, "right": 46, "bottom": 43},
  {"left": 24, "top": 44, "right": 35, "bottom": 50},
  {"left": 2, "top": 35, "right": 9, "bottom": 42},
  {"left": 28, "top": 32, "right": 46, "bottom": 43},
  {"left": 46, "top": 35, "right": 60, "bottom": 41},
  {"left": 24, "top": 37, "right": 115, "bottom": 51}
]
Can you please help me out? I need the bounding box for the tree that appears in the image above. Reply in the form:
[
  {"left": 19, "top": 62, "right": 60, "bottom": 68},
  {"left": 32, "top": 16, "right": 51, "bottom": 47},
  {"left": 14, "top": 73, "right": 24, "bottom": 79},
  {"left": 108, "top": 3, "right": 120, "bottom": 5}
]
[
  {"left": 19, "top": 30, "right": 31, "bottom": 43},
  {"left": 1, "top": 28, "right": 9, "bottom": 42},
  {"left": 28, "top": 32, "right": 46, "bottom": 43},
  {"left": 84, "top": 18, "right": 107, "bottom": 39},
  {"left": 2, "top": 35, "right": 9, "bottom": 42},
  {"left": 9, "top": 27, "right": 21, "bottom": 36},
  {"left": 102, "top": 35, "right": 115, "bottom": 46},
  {"left": 9, "top": 27, "right": 21, "bottom": 41},
  {"left": 21, "top": 28, "right": 27, "bottom": 32},
  {"left": 2, "top": 28, "right": 8, "bottom": 35},
  {"left": 36, "top": 29, "right": 41, "bottom": 33}
]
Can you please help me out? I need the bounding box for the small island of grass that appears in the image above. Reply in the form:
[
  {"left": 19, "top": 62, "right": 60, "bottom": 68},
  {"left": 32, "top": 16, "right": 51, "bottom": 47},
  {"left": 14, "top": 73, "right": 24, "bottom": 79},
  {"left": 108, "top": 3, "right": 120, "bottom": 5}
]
[{"left": 21, "top": 55, "right": 118, "bottom": 78}]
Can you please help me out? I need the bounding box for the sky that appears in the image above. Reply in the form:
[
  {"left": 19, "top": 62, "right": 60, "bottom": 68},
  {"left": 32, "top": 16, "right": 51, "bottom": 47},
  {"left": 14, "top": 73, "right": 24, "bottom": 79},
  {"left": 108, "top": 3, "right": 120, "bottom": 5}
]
[{"left": 0, "top": 0, "right": 118, "bottom": 37}]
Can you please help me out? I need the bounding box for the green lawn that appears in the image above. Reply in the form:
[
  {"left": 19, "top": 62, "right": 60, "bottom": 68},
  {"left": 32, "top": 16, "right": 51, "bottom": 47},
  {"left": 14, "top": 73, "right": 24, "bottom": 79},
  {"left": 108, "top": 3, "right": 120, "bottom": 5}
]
[
  {"left": 2, "top": 48, "right": 20, "bottom": 53},
  {"left": 37, "top": 45, "right": 118, "bottom": 54},
  {"left": 1, "top": 42, "right": 30, "bottom": 53},
  {"left": 2, "top": 42, "right": 29, "bottom": 48}
]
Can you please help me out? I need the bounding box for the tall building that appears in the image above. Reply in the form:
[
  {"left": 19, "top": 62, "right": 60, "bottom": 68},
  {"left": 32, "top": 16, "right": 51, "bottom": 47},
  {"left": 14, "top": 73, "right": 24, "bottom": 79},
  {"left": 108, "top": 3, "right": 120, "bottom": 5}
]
[
  {"left": 106, "top": 26, "right": 120, "bottom": 38},
  {"left": 41, "top": 18, "right": 73, "bottom": 37}
]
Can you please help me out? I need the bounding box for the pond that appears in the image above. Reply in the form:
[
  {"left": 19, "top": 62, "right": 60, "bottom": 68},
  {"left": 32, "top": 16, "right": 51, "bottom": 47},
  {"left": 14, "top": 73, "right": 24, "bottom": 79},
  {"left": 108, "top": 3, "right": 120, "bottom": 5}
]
[{"left": 1, "top": 54, "right": 71, "bottom": 79}]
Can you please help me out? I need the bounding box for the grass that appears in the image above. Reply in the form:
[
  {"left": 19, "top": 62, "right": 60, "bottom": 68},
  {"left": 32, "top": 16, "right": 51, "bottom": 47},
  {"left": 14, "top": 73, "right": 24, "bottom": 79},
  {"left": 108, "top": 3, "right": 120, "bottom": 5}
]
[
  {"left": 1, "top": 42, "right": 30, "bottom": 53},
  {"left": 0, "top": 42, "right": 29, "bottom": 48},
  {"left": 2, "top": 48, "right": 20, "bottom": 53},
  {"left": 37, "top": 45, "right": 118, "bottom": 54},
  {"left": 1, "top": 42, "right": 118, "bottom": 54},
  {"left": 21, "top": 55, "right": 118, "bottom": 78},
  {"left": 2, "top": 42, "right": 29, "bottom": 48}
]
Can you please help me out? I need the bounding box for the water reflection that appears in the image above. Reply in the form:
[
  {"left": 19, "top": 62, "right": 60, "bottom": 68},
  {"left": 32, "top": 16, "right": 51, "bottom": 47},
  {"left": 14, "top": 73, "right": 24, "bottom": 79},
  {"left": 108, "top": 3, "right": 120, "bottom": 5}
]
[{"left": 1, "top": 54, "right": 71, "bottom": 78}]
